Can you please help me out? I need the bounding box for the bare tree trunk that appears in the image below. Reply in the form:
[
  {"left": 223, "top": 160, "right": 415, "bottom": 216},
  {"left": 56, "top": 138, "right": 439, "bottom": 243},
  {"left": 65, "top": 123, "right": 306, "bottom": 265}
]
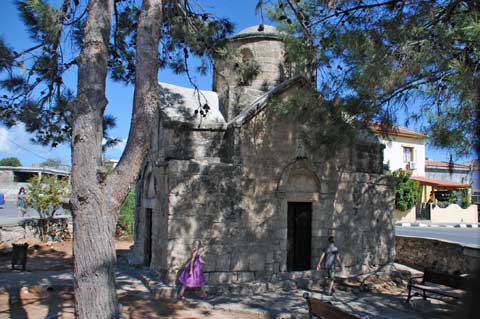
[
  {"left": 106, "top": 0, "right": 163, "bottom": 205},
  {"left": 71, "top": 0, "right": 115, "bottom": 317},
  {"left": 71, "top": 0, "right": 162, "bottom": 318}
]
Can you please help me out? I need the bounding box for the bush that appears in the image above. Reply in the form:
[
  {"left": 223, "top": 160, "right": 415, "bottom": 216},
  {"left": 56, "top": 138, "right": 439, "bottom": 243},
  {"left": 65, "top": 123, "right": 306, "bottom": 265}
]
[
  {"left": 0, "top": 157, "right": 22, "bottom": 167},
  {"left": 390, "top": 169, "right": 421, "bottom": 211},
  {"left": 117, "top": 189, "right": 135, "bottom": 236},
  {"left": 460, "top": 188, "right": 471, "bottom": 209}
]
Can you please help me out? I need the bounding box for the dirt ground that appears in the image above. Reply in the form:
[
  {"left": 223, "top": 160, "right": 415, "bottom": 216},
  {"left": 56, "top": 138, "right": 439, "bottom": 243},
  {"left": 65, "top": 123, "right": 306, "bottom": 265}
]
[{"left": 0, "top": 240, "right": 258, "bottom": 319}]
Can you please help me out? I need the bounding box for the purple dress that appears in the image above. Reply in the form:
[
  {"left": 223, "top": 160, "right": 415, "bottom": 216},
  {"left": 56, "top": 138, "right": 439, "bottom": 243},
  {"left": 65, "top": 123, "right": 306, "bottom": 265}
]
[{"left": 179, "top": 254, "right": 205, "bottom": 288}]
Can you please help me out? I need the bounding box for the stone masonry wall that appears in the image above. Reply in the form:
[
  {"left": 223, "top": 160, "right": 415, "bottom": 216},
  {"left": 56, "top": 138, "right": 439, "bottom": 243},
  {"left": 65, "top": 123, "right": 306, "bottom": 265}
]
[
  {"left": 240, "top": 108, "right": 395, "bottom": 277},
  {"left": 143, "top": 100, "right": 396, "bottom": 286},
  {"left": 214, "top": 36, "right": 286, "bottom": 121},
  {"left": 395, "top": 236, "right": 480, "bottom": 275},
  {"left": 0, "top": 218, "right": 71, "bottom": 249}
]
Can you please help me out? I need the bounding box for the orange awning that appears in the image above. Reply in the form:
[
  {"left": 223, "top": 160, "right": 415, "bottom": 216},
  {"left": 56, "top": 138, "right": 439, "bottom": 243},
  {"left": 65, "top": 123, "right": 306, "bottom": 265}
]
[{"left": 410, "top": 176, "right": 471, "bottom": 190}]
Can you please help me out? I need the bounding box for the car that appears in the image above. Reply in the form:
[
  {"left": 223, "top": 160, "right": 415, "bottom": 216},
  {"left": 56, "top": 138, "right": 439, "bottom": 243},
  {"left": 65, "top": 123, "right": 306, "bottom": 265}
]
[{"left": 0, "top": 192, "right": 5, "bottom": 205}]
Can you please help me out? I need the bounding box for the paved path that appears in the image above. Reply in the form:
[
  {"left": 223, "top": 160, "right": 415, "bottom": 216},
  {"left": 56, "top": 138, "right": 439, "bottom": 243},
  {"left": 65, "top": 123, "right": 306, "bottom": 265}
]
[
  {"left": 0, "top": 252, "right": 458, "bottom": 319},
  {"left": 395, "top": 226, "right": 480, "bottom": 248}
]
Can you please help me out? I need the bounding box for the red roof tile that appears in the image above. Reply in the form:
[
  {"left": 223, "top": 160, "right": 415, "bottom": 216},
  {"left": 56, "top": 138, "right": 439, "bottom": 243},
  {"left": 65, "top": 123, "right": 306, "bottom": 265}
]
[
  {"left": 410, "top": 176, "right": 470, "bottom": 189},
  {"left": 369, "top": 124, "right": 428, "bottom": 139},
  {"left": 425, "top": 160, "right": 470, "bottom": 169}
]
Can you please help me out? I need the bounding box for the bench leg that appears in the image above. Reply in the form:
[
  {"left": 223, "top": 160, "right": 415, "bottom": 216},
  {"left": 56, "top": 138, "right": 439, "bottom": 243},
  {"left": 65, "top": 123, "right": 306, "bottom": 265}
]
[
  {"left": 407, "top": 285, "right": 412, "bottom": 303},
  {"left": 422, "top": 290, "right": 427, "bottom": 300}
]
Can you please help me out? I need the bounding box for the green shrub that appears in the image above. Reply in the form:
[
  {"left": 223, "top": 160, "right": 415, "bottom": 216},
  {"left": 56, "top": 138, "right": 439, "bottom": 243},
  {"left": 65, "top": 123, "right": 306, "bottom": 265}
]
[
  {"left": 0, "top": 157, "right": 22, "bottom": 167},
  {"left": 118, "top": 189, "right": 135, "bottom": 236},
  {"left": 460, "top": 188, "right": 471, "bottom": 209},
  {"left": 390, "top": 169, "right": 421, "bottom": 211}
]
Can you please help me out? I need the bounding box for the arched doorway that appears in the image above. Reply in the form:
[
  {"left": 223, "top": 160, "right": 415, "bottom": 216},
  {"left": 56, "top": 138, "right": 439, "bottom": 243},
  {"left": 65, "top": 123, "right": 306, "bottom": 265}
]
[{"left": 277, "top": 159, "right": 321, "bottom": 271}]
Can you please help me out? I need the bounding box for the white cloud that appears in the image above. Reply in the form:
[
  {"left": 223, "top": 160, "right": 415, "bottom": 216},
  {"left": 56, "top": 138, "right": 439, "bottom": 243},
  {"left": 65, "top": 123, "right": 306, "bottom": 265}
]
[{"left": 0, "top": 124, "right": 71, "bottom": 167}]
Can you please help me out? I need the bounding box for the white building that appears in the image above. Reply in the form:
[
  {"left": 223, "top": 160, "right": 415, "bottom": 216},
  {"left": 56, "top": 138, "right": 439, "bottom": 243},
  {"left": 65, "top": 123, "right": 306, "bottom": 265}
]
[{"left": 371, "top": 125, "right": 427, "bottom": 177}]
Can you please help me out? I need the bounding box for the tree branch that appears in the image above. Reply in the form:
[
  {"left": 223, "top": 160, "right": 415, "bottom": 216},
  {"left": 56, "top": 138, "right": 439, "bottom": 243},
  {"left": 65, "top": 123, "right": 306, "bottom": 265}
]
[
  {"left": 106, "top": 0, "right": 163, "bottom": 210},
  {"left": 311, "top": 0, "right": 406, "bottom": 26}
]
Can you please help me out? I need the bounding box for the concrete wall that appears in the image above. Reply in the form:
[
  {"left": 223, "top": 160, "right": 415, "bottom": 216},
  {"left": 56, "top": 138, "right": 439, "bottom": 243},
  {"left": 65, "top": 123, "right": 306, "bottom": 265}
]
[
  {"left": 378, "top": 135, "right": 425, "bottom": 176},
  {"left": 393, "top": 207, "right": 416, "bottom": 223},
  {"left": 395, "top": 236, "right": 480, "bottom": 275},
  {"left": 430, "top": 204, "right": 478, "bottom": 224}
]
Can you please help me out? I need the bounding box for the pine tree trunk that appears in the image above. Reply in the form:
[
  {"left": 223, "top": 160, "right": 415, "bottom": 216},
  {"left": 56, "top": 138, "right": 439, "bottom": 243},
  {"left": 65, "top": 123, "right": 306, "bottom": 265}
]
[
  {"left": 71, "top": 0, "right": 162, "bottom": 318},
  {"left": 71, "top": 0, "right": 115, "bottom": 317}
]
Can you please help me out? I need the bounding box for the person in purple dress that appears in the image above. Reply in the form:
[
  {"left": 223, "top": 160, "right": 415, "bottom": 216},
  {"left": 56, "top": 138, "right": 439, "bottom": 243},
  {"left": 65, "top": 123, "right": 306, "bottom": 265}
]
[{"left": 177, "top": 240, "right": 206, "bottom": 300}]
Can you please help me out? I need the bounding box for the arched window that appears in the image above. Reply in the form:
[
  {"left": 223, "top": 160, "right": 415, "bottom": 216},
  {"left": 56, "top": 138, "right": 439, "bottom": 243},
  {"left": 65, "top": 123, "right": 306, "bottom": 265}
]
[{"left": 236, "top": 48, "right": 259, "bottom": 86}]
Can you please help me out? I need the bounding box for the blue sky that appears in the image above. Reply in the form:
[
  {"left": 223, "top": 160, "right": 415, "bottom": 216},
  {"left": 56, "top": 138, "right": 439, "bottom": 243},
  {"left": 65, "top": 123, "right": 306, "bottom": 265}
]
[{"left": 0, "top": 0, "right": 474, "bottom": 167}]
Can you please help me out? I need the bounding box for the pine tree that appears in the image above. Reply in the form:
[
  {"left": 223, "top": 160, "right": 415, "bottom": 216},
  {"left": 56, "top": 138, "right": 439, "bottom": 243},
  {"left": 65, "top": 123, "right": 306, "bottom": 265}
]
[
  {"left": 0, "top": 1, "right": 232, "bottom": 318},
  {"left": 261, "top": 0, "right": 479, "bottom": 158}
]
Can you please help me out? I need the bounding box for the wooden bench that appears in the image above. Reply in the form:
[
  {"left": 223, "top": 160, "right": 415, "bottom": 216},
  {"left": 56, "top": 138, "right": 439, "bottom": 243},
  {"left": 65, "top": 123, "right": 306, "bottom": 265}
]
[
  {"left": 303, "top": 293, "right": 361, "bottom": 319},
  {"left": 407, "top": 268, "right": 467, "bottom": 303}
]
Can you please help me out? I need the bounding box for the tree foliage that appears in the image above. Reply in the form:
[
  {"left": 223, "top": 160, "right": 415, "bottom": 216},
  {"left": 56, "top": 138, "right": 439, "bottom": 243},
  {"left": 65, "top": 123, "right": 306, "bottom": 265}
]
[
  {"left": 0, "top": 1, "right": 121, "bottom": 149},
  {"left": 1, "top": 1, "right": 234, "bottom": 317},
  {"left": 259, "top": 0, "right": 479, "bottom": 157},
  {"left": 0, "top": 0, "right": 233, "bottom": 149},
  {"left": 117, "top": 188, "right": 135, "bottom": 237},
  {"left": 390, "top": 169, "right": 420, "bottom": 211},
  {"left": 40, "top": 157, "right": 62, "bottom": 168},
  {"left": 26, "top": 174, "right": 69, "bottom": 219},
  {"left": 0, "top": 156, "right": 22, "bottom": 166}
]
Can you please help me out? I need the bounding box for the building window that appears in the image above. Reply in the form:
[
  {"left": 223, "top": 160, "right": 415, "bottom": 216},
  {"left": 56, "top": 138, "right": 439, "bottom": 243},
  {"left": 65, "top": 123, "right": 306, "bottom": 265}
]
[{"left": 403, "top": 147, "right": 414, "bottom": 163}]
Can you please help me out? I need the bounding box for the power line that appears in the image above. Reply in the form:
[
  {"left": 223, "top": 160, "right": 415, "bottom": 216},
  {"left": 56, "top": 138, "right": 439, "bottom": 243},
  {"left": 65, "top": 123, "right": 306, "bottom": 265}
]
[{"left": 4, "top": 137, "right": 71, "bottom": 167}]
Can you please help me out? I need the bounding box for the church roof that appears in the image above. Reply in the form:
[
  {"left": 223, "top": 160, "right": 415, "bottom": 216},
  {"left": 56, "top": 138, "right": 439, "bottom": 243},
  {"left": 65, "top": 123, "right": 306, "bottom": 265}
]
[
  {"left": 228, "top": 76, "right": 308, "bottom": 127},
  {"left": 158, "top": 82, "right": 226, "bottom": 129}
]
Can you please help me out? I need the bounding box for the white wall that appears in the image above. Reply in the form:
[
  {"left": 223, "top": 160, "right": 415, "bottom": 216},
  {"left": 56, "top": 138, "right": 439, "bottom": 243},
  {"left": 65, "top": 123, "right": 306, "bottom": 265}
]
[
  {"left": 393, "top": 207, "right": 416, "bottom": 223},
  {"left": 378, "top": 135, "right": 426, "bottom": 176},
  {"left": 430, "top": 204, "right": 478, "bottom": 224}
]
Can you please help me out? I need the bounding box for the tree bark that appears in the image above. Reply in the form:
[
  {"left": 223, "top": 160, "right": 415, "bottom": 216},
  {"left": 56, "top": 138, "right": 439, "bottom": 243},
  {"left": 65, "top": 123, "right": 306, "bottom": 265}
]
[
  {"left": 71, "top": 0, "right": 162, "bottom": 318},
  {"left": 72, "top": 0, "right": 115, "bottom": 317},
  {"left": 106, "top": 0, "right": 163, "bottom": 207}
]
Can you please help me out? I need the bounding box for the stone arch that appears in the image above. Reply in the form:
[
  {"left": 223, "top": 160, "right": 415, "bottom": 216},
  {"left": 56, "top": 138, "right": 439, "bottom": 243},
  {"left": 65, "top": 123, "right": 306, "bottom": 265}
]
[{"left": 276, "top": 159, "right": 321, "bottom": 197}]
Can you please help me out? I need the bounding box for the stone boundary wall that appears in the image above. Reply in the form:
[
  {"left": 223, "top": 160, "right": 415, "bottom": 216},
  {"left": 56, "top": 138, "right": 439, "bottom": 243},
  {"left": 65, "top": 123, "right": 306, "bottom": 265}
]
[
  {"left": 395, "top": 236, "right": 480, "bottom": 275},
  {"left": 0, "top": 218, "right": 71, "bottom": 249}
]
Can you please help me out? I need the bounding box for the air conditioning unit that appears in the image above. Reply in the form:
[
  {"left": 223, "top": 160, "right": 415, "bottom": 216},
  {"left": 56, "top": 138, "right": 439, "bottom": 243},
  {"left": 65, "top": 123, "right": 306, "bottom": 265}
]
[{"left": 407, "top": 161, "right": 417, "bottom": 170}]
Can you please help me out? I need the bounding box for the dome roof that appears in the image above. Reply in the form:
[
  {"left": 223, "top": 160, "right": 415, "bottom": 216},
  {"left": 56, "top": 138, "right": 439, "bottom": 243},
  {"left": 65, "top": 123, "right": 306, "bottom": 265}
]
[{"left": 237, "top": 24, "right": 279, "bottom": 35}]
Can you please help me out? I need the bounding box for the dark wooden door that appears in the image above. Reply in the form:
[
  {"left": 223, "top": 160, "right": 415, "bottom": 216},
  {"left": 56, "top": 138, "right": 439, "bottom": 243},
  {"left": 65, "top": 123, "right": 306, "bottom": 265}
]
[
  {"left": 287, "top": 202, "right": 312, "bottom": 271},
  {"left": 144, "top": 208, "right": 153, "bottom": 267}
]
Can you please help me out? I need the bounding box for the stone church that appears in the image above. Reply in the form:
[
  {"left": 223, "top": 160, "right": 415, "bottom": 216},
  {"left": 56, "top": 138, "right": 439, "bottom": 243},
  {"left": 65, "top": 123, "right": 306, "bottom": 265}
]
[{"left": 131, "top": 25, "right": 395, "bottom": 285}]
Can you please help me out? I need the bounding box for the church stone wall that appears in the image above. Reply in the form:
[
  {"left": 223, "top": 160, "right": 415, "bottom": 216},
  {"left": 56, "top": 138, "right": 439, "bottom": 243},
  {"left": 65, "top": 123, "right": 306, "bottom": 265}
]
[
  {"left": 133, "top": 26, "right": 395, "bottom": 288},
  {"left": 238, "top": 108, "right": 395, "bottom": 277},
  {"left": 142, "top": 106, "right": 395, "bottom": 286},
  {"left": 214, "top": 36, "right": 286, "bottom": 121},
  {"left": 161, "top": 124, "right": 227, "bottom": 161}
]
